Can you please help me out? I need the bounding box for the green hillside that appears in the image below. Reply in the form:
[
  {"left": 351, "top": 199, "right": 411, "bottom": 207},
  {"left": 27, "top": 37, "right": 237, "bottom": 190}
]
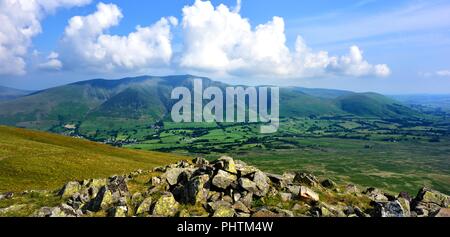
[
  {"left": 0, "top": 86, "right": 32, "bottom": 101},
  {"left": 0, "top": 126, "right": 184, "bottom": 193},
  {"left": 0, "top": 75, "right": 428, "bottom": 142},
  {"left": 336, "top": 92, "right": 421, "bottom": 118}
]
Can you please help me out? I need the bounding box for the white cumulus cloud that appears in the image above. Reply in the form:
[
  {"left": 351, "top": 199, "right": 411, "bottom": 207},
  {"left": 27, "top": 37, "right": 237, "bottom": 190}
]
[
  {"left": 0, "top": 0, "right": 91, "bottom": 75},
  {"left": 38, "top": 51, "right": 62, "bottom": 70},
  {"left": 59, "top": 2, "right": 177, "bottom": 72},
  {"left": 179, "top": 0, "right": 391, "bottom": 78}
]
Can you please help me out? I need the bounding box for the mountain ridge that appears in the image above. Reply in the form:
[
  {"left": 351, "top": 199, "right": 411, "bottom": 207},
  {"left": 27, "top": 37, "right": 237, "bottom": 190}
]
[{"left": 0, "top": 75, "right": 425, "bottom": 137}]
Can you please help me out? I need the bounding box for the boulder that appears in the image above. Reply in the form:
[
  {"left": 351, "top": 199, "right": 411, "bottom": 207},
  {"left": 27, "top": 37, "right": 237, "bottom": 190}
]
[
  {"left": 90, "top": 186, "right": 113, "bottom": 211},
  {"left": 253, "top": 171, "right": 270, "bottom": 197},
  {"left": 213, "top": 206, "right": 235, "bottom": 217},
  {"left": 271, "top": 207, "right": 294, "bottom": 217},
  {"left": 212, "top": 170, "right": 237, "bottom": 190},
  {"left": 252, "top": 208, "right": 280, "bottom": 217},
  {"left": 59, "top": 181, "right": 81, "bottom": 198},
  {"left": 412, "top": 187, "right": 450, "bottom": 216},
  {"left": 372, "top": 200, "right": 407, "bottom": 217},
  {"left": 150, "top": 177, "right": 161, "bottom": 186},
  {"left": 397, "top": 197, "right": 411, "bottom": 217},
  {"left": 239, "top": 192, "right": 253, "bottom": 208},
  {"left": 35, "top": 204, "right": 80, "bottom": 217},
  {"left": 208, "top": 200, "right": 232, "bottom": 210},
  {"left": 108, "top": 176, "right": 129, "bottom": 197},
  {"left": 193, "top": 157, "right": 209, "bottom": 166},
  {"left": 293, "top": 173, "right": 319, "bottom": 187},
  {"left": 136, "top": 197, "right": 153, "bottom": 215},
  {"left": 287, "top": 185, "right": 300, "bottom": 196},
  {"left": 364, "top": 188, "right": 389, "bottom": 202},
  {"left": 414, "top": 187, "right": 449, "bottom": 208},
  {"left": 110, "top": 206, "right": 128, "bottom": 217},
  {"left": 186, "top": 174, "right": 210, "bottom": 204},
  {"left": 0, "top": 192, "right": 13, "bottom": 201},
  {"left": 164, "top": 168, "right": 185, "bottom": 186},
  {"left": 239, "top": 178, "right": 259, "bottom": 194},
  {"left": 217, "top": 156, "right": 237, "bottom": 174},
  {"left": 152, "top": 192, "right": 180, "bottom": 217},
  {"left": 433, "top": 208, "right": 450, "bottom": 217},
  {"left": 236, "top": 164, "right": 258, "bottom": 177},
  {"left": 298, "top": 186, "right": 319, "bottom": 202},
  {"left": 232, "top": 201, "right": 250, "bottom": 214}
]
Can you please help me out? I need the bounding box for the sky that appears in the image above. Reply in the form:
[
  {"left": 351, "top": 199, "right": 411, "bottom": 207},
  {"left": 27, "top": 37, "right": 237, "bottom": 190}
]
[{"left": 0, "top": 0, "right": 450, "bottom": 94}]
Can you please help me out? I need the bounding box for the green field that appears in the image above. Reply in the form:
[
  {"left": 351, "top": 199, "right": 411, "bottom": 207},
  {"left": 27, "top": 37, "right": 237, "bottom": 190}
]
[
  {"left": 0, "top": 126, "right": 184, "bottom": 193},
  {"left": 125, "top": 117, "right": 450, "bottom": 195}
]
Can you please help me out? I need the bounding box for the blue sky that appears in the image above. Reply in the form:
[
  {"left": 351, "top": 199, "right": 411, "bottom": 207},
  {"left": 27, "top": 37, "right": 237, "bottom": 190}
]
[{"left": 1, "top": 0, "right": 450, "bottom": 94}]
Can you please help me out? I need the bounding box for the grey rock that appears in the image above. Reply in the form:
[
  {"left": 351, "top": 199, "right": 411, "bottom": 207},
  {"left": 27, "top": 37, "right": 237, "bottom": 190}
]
[
  {"left": 293, "top": 173, "right": 319, "bottom": 187},
  {"left": 212, "top": 170, "right": 237, "bottom": 190}
]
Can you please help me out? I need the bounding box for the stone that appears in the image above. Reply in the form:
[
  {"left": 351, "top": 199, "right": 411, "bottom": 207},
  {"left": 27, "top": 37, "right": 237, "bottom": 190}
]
[
  {"left": 186, "top": 174, "right": 210, "bottom": 204},
  {"left": 207, "top": 191, "right": 222, "bottom": 202},
  {"left": 253, "top": 171, "right": 270, "bottom": 197},
  {"left": 59, "top": 181, "right": 81, "bottom": 198},
  {"left": 176, "top": 160, "right": 191, "bottom": 168},
  {"left": 207, "top": 200, "right": 232, "bottom": 212},
  {"left": 178, "top": 209, "right": 190, "bottom": 217},
  {"left": 239, "top": 178, "right": 259, "bottom": 194},
  {"left": 280, "top": 192, "right": 292, "bottom": 202},
  {"left": 236, "top": 212, "right": 251, "bottom": 218},
  {"left": 433, "top": 208, "right": 450, "bottom": 217},
  {"left": 239, "top": 192, "right": 253, "bottom": 208},
  {"left": 293, "top": 173, "right": 319, "bottom": 187},
  {"left": 164, "top": 168, "right": 185, "bottom": 186},
  {"left": 212, "top": 170, "right": 237, "bottom": 190},
  {"left": 193, "top": 157, "right": 209, "bottom": 166},
  {"left": 217, "top": 156, "right": 237, "bottom": 174},
  {"left": 90, "top": 186, "right": 113, "bottom": 211},
  {"left": 150, "top": 177, "right": 161, "bottom": 186},
  {"left": 152, "top": 192, "right": 180, "bottom": 217},
  {"left": 108, "top": 176, "right": 129, "bottom": 196},
  {"left": 397, "top": 197, "right": 411, "bottom": 217},
  {"left": 298, "top": 186, "right": 319, "bottom": 202},
  {"left": 372, "top": 200, "right": 407, "bottom": 217},
  {"left": 414, "top": 187, "right": 449, "bottom": 208},
  {"left": 110, "top": 206, "right": 128, "bottom": 217},
  {"left": 271, "top": 207, "right": 294, "bottom": 217},
  {"left": 36, "top": 204, "right": 79, "bottom": 217},
  {"left": 136, "top": 197, "right": 153, "bottom": 215},
  {"left": 233, "top": 193, "right": 242, "bottom": 202},
  {"left": 236, "top": 164, "right": 258, "bottom": 177},
  {"left": 287, "top": 185, "right": 300, "bottom": 196},
  {"left": 213, "top": 206, "right": 235, "bottom": 217},
  {"left": 86, "top": 179, "right": 108, "bottom": 189},
  {"left": 232, "top": 201, "right": 250, "bottom": 213},
  {"left": 0, "top": 192, "right": 13, "bottom": 201},
  {"left": 321, "top": 179, "right": 337, "bottom": 189},
  {"left": 354, "top": 207, "right": 370, "bottom": 217},
  {"left": 252, "top": 208, "right": 280, "bottom": 217},
  {"left": 364, "top": 188, "right": 389, "bottom": 202},
  {"left": 282, "top": 172, "right": 295, "bottom": 184}
]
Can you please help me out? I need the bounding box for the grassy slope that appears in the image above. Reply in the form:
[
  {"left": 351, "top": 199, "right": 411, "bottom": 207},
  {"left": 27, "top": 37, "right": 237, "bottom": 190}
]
[{"left": 0, "top": 126, "right": 184, "bottom": 192}]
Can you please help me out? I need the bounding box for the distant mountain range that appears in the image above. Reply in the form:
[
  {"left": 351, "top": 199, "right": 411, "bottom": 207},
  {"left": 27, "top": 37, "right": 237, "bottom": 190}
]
[
  {"left": 0, "top": 86, "right": 33, "bottom": 101},
  {"left": 0, "top": 75, "right": 425, "bottom": 134}
]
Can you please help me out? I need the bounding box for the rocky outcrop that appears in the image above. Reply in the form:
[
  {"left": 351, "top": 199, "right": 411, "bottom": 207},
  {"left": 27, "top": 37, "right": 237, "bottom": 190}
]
[{"left": 2, "top": 156, "right": 444, "bottom": 218}]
